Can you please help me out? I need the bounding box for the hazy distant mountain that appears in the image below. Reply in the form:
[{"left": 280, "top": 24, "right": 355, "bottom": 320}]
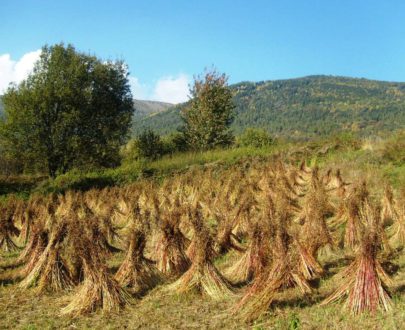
[
  {"left": 133, "top": 99, "right": 173, "bottom": 117},
  {"left": 0, "top": 97, "right": 172, "bottom": 121},
  {"left": 132, "top": 75, "right": 405, "bottom": 138}
]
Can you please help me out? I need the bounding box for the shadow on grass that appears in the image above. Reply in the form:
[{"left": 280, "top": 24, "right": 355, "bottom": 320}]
[
  {"left": 272, "top": 291, "right": 328, "bottom": 309},
  {"left": 381, "top": 260, "right": 400, "bottom": 276},
  {"left": 394, "top": 285, "right": 405, "bottom": 294},
  {"left": 61, "top": 176, "right": 116, "bottom": 192},
  {"left": 323, "top": 256, "right": 352, "bottom": 276},
  {"left": 0, "top": 260, "right": 23, "bottom": 270},
  {"left": 0, "top": 269, "right": 22, "bottom": 285}
]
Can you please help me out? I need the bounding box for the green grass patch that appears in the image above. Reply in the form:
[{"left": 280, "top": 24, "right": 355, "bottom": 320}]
[{"left": 2, "top": 132, "right": 404, "bottom": 197}]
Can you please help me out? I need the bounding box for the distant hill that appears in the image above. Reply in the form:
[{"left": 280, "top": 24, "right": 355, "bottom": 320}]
[
  {"left": 132, "top": 99, "right": 173, "bottom": 117},
  {"left": 3, "top": 76, "right": 405, "bottom": 139},
  {"left": 0, "top": 97, "right": 172, "bottom": 122},
  {"left": 132, "top": 75, "right": 405, "bottom": 138}
]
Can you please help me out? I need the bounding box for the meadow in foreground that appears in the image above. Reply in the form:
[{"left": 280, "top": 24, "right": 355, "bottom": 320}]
[{"left": 1, "top": 151, "right": 405, "bottom": 329}]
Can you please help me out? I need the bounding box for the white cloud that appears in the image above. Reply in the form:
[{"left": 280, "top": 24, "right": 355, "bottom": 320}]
[
  {"left": 128, "top": 76, "right": 149, "bottom": 100},
  {"left": 152, "top": 74, "right": 190, "bottom": 104},
  {"left": 129, "top": 73, "right": 190, "bottom": 104},
  {"left": 0, "top": 50, "right": 189, "bottom": 105},
  {"left": 0, "top": 50, "right": 41, "bottom": 93}
]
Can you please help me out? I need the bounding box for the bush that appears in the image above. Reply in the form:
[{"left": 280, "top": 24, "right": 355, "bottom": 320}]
[
  {"left": 0, "top": 154, "right": 24, "bottom": 176},
  {"left": 122, "top": 131, "right": 190, "bottom": 164},
  {"left": 380, "top": 130, "right": 405, "bottom": 165},
  {"left": 237, "top": 128, "right": 274, "bottom": 148},
  {"left": 123, "top": 130, "right": 165, "bottom": 162},
  {"left": 33, "top": 169, "right": 112, "bottom": 194},
  {"left": 162, "top": 132, "right": 189, "bottom": 154}
]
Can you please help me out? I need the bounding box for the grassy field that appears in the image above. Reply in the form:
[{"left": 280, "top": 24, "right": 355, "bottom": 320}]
[
  {"left": 2, "top": 131, "right": 404, "bottom": 196},
  {"left": 1, "top": 249, "right": 405, "bottom": 329},
  {"left": 0, "top": 132, "right": 405, "bottom": 329}
]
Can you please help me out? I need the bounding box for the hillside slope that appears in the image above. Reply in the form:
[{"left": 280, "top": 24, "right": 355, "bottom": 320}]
[
  {"left": 132, "top": 99, "right": 173, "bottom": 117},
  {"left": 132, "top": 75, "right": 405, "bottom": 138},
  {"left": 0, "top": 97, "right": 172, "bottom": 121}
]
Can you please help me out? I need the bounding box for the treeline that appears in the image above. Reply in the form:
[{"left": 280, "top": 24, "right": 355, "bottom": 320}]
[
  {"left": 122, "top": 127, "right": 274, "bottom": 163},
  {"left": 133, "top": 75, "right": 405, "bottom": 138},
  {"left": 0, "top": 45, "right": 241, "bottom": 177},
  {"left": 2, "top": 43, "right": 404, "bottom": 180}
]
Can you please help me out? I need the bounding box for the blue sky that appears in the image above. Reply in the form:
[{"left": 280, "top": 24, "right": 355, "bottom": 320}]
[{"left": 1, "top": 0, "right": 404, "bottom": 103}]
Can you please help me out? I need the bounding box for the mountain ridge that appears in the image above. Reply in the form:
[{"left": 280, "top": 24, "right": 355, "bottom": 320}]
[
  {"left": 2, "top": 75, "right": 405, "bottom": 138},
  {"left": 132, "top": 99, "right": 173, "bottom": 117},
  {"left": 0, "top": 97, "right": 173, "bottom": 118},
  {"left": 132, "top": 75, "right": 405, "bottom": 138}
]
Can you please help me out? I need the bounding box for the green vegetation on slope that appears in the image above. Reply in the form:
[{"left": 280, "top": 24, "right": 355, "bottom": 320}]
[
  {"left": 1, "top": 130, "right": 403, "bottom": 197},
  {"left": 1, "top": 134, "right": 405, "bottom": 329},
  {"left": 0, "top": 97, "right": 3, "bottom": 117},
  {"left": 132, "top": 75, "right": 405, "bottom": 138},
  {"left": 132, "top": 99, "right": 173, "bottom": 117}
]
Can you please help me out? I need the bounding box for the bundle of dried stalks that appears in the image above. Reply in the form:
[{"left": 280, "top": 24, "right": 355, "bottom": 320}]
[
  {"left": 234, "top": 192, "right": 322, "bottom": 321},
  {"left": 0, "top": 200, "right": 20, "bottom": 252},
  {"left": 18, "top": 220, "right": 49, "bottom": 277},
  {"left": 330, "top": 181, "right": 369, "bottom": 249},
  {"left": 19, "top": 221, "right": 73, "bottom": 291},
  {"left": 299, "top": 182, "right": 334, "bottom": 257},
  {"left": 234, "top": 227, "right": 312, "bottom": 321},
  {"left": 321, "top": 203, "right": 392, "bottom": 314},
  {"left": 10, "top": 197, "right": 26, "bottom": 230},
  {"left": 166, "top": 208, "right": 234, "bottom": 300},
  {"left": 231, "top": 187, "right": 257, "bottom": 239},
  {"left": 381, "top": 185, "right": 397, "bottom": 226},
  {"left": 155, "top": 214, "right": 190, "bottom": 276},
  {"left": 78, "top": 201, "right": 121, "bottom": 255},
  {"left": 387, "top": 190, "right": 405, "bottom": 247},
  {"left": 18, "top": 196, "right": 48, "bottom": 245},
  {"left": 224, "top": 220, "right": 271, "bottom": 284},
  {"left": 214, "top": 211, "right": 245, "bottom": 255},
  {"left": 61, "top": 224, "right": 131, "bottom": 316},
  {"left": 115, "top": 227, "right": 162, "bottom": 296}
]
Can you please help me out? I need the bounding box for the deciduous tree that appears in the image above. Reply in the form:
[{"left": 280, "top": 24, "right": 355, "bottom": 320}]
[
  {"left": 0, "top": 43, "right": 133, "bottom": 177},
  {"left": 181, "top": 69, "right": 234, "bottom": 150}
]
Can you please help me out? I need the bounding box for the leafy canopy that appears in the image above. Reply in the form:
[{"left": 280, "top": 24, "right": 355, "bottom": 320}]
[
  {"left": 237, "top": 128, "right": 274, "bottom": 148},
  {"left": 134, "top": 129, "right": 164, "bottom": 161},
  {"left": 0, "top": 43, "right": 133, "bottom": 177},
  {"left": 133, "top": 75, "right": 405, "bottom": 139},
  {"left": 181, "top": 69, "right": 235, "bottom": 150}
]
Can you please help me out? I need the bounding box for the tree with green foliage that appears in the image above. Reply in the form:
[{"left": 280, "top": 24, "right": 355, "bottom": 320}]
[
  {"left": 133, "top": 75, "right": 405, "bottom": 139},
  {"left": 237, "top": 128, "right": 274, "bottom": 148},
  {"left": 181, "top": 69, "right": 235, "bottom": 150},
  {"left": 135, "top": 129, "right": 164, "bottom": 160},
  {"left": 0, "top": 43, "right": 133, "bottom": 177},
  {"left": 162, "top": 132, "right": 189, "bottom": 153}
]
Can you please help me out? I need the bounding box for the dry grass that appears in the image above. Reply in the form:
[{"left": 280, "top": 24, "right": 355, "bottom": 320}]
[
  {"left": 2, "top": 249, "right": 405, "bottom": 329},
  {"left": 1, "top": 156, "right": 405, "bottom": 328}
]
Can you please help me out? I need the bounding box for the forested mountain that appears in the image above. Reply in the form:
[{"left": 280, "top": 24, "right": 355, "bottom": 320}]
[
  {"left": 3, "top": 76, "right": 405, "bottom": 139},
  {"left": 132, "top": 75, "right": 405, "bottom": 138}
]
